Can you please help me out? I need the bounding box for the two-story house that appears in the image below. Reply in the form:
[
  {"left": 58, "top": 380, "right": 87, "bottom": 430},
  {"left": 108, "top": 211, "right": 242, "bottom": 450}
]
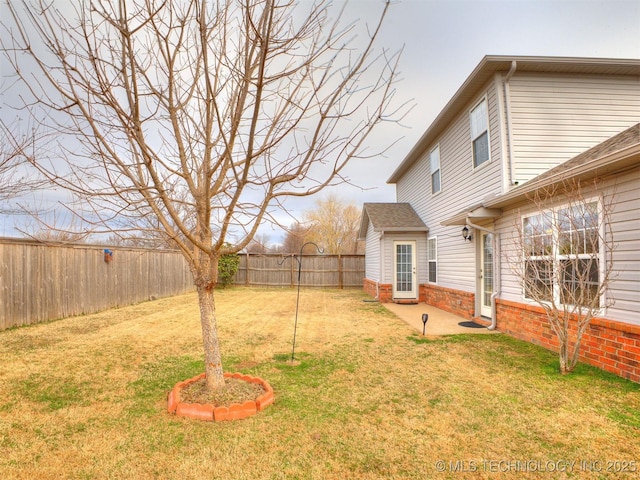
[{"left": 359, "top": 55, "right": 640, "bottom": 381}]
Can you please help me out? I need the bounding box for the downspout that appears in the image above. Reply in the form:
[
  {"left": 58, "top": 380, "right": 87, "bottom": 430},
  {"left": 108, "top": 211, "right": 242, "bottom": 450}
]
[
  {"left": 376, "top": 231, "right": 384, "bottom": 300},
  {"left": 504, "top": 60, "right": 517, "bottom": 187},
  {"left": 465, "top": 219, "right": 500, "bottom": 331}
]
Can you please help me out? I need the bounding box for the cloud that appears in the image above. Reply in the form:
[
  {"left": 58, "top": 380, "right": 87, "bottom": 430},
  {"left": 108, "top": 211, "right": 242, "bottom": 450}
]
[{"left": 2, "top": 0, "right": 638, "bottom": 244}]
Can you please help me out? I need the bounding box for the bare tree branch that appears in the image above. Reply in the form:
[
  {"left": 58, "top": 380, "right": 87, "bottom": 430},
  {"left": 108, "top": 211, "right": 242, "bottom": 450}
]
[
  {"left": 509, "top": 177, "right": 616, "bottom": 374},
  {"left": 2, "top": 0, "right": 406, "bottom": 390},
  {"left": 0, "top": 122, "right": 46, "bottom": 214}
]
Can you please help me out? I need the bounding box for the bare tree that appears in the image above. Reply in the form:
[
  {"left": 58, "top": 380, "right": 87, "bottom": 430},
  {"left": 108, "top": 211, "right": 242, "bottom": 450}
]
[
  {"left": 281, "top": 221, "right": 310, "bottom": 254},
  {"left": 246, "top": 232, "right": 271, "bottom": 253},
  {"left": 304, "top": 193, "right": 361, "bottom": 254},
  {"left": 0, "top": 123, "right": 44, "bottom": 215},
  {"left": 510, "top": 178, "right": 615, "bottom": 374},
  {"left": 3, "top": 0, "right": 404, "bottom": 390}
]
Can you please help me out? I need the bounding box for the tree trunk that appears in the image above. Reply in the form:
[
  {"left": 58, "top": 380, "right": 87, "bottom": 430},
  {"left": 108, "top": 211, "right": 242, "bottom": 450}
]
[
  {"left": 558, "top": 340, "right": 570, "bottom": 374},
  {"left": 196, "top": 284, "right": 225, "bottom": 390}
]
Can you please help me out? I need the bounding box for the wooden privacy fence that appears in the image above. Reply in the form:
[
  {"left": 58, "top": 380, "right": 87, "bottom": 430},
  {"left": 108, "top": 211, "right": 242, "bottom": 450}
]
[
  {"left": 0, "top": 238, "right": 194, "bottom": 330},
  {"left": 233, "top": 253, "right": 365, "bottom": 288},
  {"left": 0, "top": 238, "right": 365, "bottom": 330}
]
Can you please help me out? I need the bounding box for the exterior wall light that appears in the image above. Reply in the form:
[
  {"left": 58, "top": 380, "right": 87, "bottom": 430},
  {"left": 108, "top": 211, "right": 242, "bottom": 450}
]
[{"left": 462, "top": 226, "right": 472, "bottom": 241}]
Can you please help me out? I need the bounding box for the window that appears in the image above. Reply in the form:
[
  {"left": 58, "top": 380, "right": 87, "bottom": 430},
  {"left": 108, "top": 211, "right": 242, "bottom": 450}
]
[
  {"left": 470, "top": 99, "right": 490, "bottom": 168},
  {"left": 427, "top": 237, "right": 437, "bottom": 283},
  {"left": 430, "top": 146, "right": 440, "bottom": 194},
  {"left": 558, "top": 203, "right": 600, "bottom": 305},
  {"left": 522, "top": 201, "right": 601, "bottom": 307}
]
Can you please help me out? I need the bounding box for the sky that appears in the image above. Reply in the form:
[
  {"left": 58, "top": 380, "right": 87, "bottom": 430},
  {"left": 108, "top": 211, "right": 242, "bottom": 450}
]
[
  {"left": 328, "top": 0, "right": 640, "bottom": 209},
  {"left": 1, "top": 0, "right": 639, "bottom": 244}
]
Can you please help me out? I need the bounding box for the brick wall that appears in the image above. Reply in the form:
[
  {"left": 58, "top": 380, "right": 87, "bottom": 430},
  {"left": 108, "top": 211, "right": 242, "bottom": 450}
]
[
  {"left": 420, "top": 284, "right": 475, "bottom": 319},
  {"left": 497, "top": 298, "right": 640, "bottom": 383},
  {"left": 363, "top": 281, "right": 640, "bottom": 382},
  {"left": 363, "top": 279, "right": 393, "bottom": 302},
  {"left": 364, "top": 281, "right": 475, "bottom": 317}
]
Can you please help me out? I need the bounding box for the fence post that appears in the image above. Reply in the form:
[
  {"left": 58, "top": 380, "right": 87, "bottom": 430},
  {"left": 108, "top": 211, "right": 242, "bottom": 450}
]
[
  {"left": 338, "top": 254, "right": 343, "bottom": 289},
  {"left": 245, "top": 252, "right": 250, "bottom": 286}
]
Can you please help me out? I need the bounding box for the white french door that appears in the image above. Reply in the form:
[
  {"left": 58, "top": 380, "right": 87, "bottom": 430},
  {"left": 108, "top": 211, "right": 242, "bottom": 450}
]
[
  {"left": 480, "top": 233, "right": 494, "bottom": 317},
  {"left": 393, "top": 241, "right": 417, "bottom": 299}
]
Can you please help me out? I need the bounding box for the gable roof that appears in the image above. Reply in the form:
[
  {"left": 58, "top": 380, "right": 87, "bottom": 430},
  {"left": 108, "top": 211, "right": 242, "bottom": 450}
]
[
  {"left": 442, "top": 123, "right": 640, "bottom": 225},
  {"left": 358, "top": 203, "right": 428, "bottom": 239},
  {"left": 388, "top": 55, "right": 640, "bottom": 184},
  {"left": 485, "top": 123, "right": 640, "bottom": 209}
]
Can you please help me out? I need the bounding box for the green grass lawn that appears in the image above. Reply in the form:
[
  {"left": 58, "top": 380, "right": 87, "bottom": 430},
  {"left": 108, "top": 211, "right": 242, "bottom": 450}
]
[{"left": 0, "top": 287, "right": 638, "bottom": 479}]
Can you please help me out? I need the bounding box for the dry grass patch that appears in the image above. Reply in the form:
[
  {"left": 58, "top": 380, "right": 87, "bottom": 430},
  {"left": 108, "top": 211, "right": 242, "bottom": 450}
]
[
  {"left": 179, "top": 377, "right": 265, "bottom": 405},
  {"left": 0, "top": 287, "right": 639, "bottom": 479}
]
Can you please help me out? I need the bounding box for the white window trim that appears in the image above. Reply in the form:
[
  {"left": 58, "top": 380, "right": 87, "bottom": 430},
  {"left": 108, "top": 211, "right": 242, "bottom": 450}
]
[
  {"left": 520, "top": 197, "right": 605, "bottom": 311},
  {"left": 430, "top": 145, "right": 441, "bottom": 195},
  {"left": 470, "top": 96, "right": 491, "bottom": 169}
]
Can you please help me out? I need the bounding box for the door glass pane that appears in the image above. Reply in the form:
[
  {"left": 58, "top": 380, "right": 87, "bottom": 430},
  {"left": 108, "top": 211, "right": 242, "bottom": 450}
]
[
  {"left": 396, "top": 244, "right": 413, "bottom": 292},
  {"left": 483, "top": 234, "right": 493, "bottom": 306}
]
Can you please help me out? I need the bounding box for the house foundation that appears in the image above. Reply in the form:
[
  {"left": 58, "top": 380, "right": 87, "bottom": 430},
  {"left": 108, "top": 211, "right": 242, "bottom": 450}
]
[
  {"left": 420, "top": 284, "right": 475, "bottom": 319},
  {"left": 363, "top": 279, "right": 392, "bottom": 302},
  {"left": 363, "top": 281, "right": 640, "bottom": 382},
  {"left": 496, "top": 298, "right": 640, "bottom": 383}
]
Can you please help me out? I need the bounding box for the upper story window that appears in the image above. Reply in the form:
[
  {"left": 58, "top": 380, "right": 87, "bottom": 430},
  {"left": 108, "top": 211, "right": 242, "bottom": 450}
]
[
  {"left": 430, "top": 145, "right": 440, "bottom": 194},
  {"left": 470, "top": 98, "right": 490, "bottom": 168}
]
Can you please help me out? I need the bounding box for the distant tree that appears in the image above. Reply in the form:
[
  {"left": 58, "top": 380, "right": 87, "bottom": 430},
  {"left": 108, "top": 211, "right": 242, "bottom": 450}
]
[
  {"left": 17, "top": 214, "right": 90, "bottom": 243},
  {"left": 304, "top": 194, "right": 361, "bottom": 254},
  {"left": 281, "top": 222, "right": 311, "bottom": 254},
  {"left": 4, "top": 0, "right": 404, "bottom": 391},
  {"left": 509, "top": 178, "right": 615, "bottom": 374},
  {"left": 246, "top": 233, "right": 271, "bottom": 254}
]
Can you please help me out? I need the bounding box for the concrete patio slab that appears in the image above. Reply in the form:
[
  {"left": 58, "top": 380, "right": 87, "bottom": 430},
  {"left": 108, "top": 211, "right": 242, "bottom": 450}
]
[{"left": 382, "top": 302, "right": 500, "bottom": 336}]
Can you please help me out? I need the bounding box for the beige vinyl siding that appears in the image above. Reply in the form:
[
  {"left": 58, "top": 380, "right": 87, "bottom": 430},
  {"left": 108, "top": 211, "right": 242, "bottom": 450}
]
[
  {"left": 607, "top": 166, "right": 640, "bottom": 320},
  {"left": 497, "top": 166, "right": 640, "bottom": 326},
  {"left": 364, "top": 222, "right": 381, "bottom": 282},
  {"left": 396, "top": 81, "right": 504, "bottom": 293},
  {"left": 509, "top": 73, "right": 640, "bottom": 184},
  {"left": 496, "top": 202, "right": 538, "bottom": 306}
]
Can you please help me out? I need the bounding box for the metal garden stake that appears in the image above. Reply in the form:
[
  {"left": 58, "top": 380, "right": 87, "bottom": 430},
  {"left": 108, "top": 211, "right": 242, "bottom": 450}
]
[{"left": 280, "top": 242, "right": 323, "bottom": 362}]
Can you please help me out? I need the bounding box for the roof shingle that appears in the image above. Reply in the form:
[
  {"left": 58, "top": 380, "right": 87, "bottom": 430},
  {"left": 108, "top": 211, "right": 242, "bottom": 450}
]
[{"left": 359, "top": 203, "right": 428, "bottom": 239}]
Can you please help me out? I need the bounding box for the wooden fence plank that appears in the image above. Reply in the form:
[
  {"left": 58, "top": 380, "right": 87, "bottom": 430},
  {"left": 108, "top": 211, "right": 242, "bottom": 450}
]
[
  {"left": 0, "top": 239, "right": 365, "bottom": 330},
  {"left": 232, "top": 253, "right": 364, "bottom": 288},
  {"left": 0, "top": 238, "right": 194, "bottom": 330}
]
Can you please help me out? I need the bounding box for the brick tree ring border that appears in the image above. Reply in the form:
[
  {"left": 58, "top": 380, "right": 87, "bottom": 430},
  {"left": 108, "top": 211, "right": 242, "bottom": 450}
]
[{"left": 167, "top": 372, "right": 274, "bottom": 422}]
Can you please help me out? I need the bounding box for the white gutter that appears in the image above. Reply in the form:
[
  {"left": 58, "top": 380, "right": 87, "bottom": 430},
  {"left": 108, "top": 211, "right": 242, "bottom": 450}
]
[
  {"left": 377, "top": 231, "right": 384, "bottom": 300},
  {"left": 465, "top": 219, "right": 499, "bottom": 330}
]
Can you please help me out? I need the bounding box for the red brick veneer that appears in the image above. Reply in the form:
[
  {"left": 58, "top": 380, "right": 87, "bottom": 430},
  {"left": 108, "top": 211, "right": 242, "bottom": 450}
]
[
  {"left": 363, "top": 279, "right": 640, "bottom": 382},
  {"left": 420, "top": 284, "right": 475, "bottom": 319},
  {"left": 497, "top": 298, "right": 640, "bottom": 383},
  {"left": 363, "top": 279, "right": 393, "bottom": 302}
]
